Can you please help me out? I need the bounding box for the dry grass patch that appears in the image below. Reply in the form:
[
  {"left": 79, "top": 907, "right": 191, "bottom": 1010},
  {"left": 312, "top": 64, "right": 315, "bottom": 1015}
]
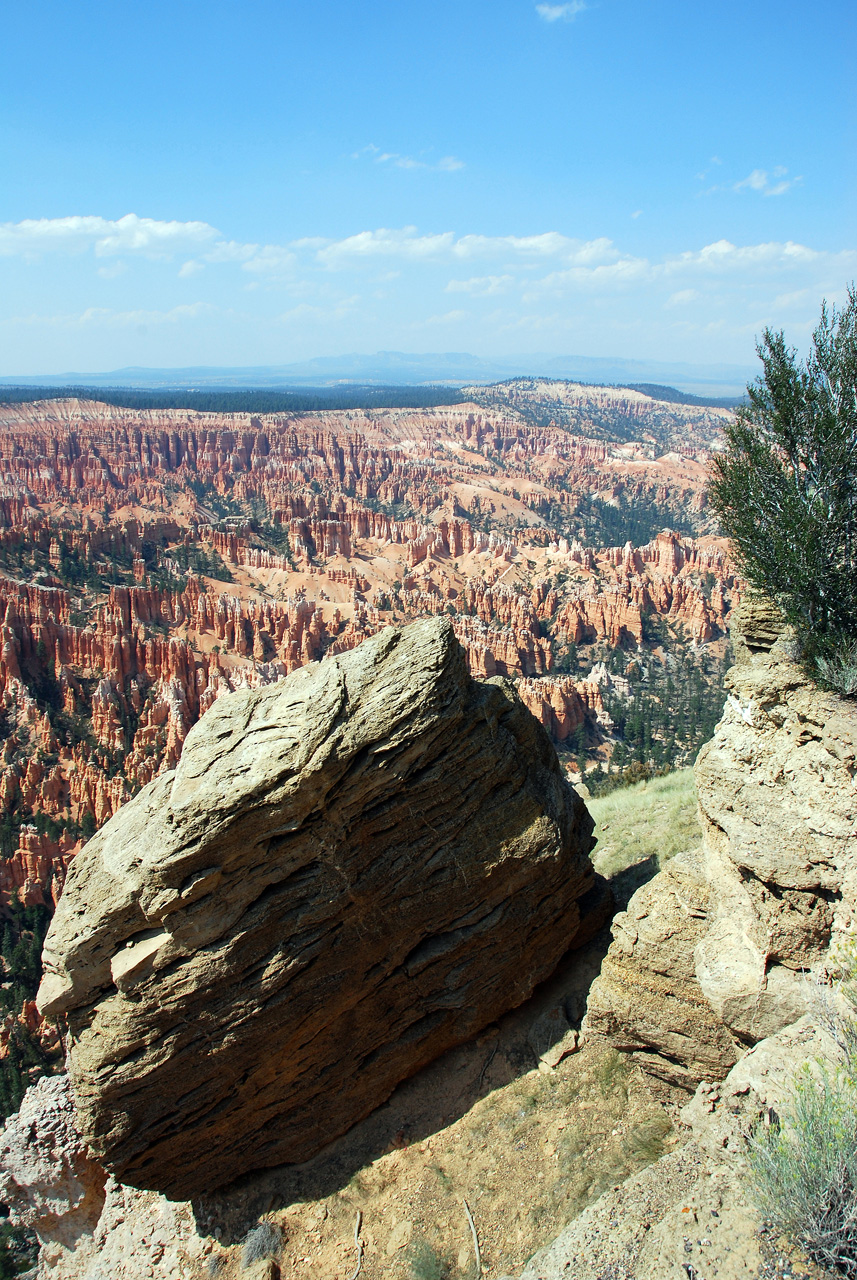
[{"left": 589, "top": 768, "right": 699, "bottom": 883}]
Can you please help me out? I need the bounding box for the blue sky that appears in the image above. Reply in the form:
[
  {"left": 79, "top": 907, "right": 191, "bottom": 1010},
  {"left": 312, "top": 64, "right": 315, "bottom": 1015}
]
[{"left": 1, "top": 0, "right": 854, "bottom": 376}]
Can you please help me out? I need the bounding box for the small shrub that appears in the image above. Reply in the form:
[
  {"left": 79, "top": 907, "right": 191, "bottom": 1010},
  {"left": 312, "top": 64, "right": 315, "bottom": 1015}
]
[
  {"left": 748, "top": 1064, "right": 857, "bottom": 1276},
  {"left": 407, "top": 1236, "right": 450, "bottom": 1280},
  {"left": 241, "top": 1221, "right": 281, "bottom": 1269},
  {"left": 623, "top": 1113, "right": 672, "bottom": 1164},
  {"left": 708, "top": 288, "right": 857, "bottom": 669},
  {"left": 816, "top": 638, "right": 857, "bottom": 698},
  {"left": 747, "top": 939, "right": 857, "bottom": 1275},
  {"left": 557, "top": 1124, "right": 586, "bottom": 1173},
  {"left": 594, "top": 1048, "right": 629, "bottom": 1100}
]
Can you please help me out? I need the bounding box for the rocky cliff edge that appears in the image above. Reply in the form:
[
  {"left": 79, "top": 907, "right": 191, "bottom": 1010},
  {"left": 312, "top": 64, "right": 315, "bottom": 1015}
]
[{"left": 585, "top": 595, "right": 857, "bottom": 1089}]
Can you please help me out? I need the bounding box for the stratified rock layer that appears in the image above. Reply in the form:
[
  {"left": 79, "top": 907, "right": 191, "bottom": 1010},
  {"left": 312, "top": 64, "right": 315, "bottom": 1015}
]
[
  {"left": 586, "top": 596, "right": 857, "bottom": 1087},
  {"left": 38, "top": 617, "right": 601, "bottom": 1199}
]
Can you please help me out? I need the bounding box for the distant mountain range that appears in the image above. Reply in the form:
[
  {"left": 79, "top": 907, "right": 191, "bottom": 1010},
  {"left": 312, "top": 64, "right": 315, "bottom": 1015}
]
[{"left": 0, "top": 351, "right": 757, "bottom": 398}]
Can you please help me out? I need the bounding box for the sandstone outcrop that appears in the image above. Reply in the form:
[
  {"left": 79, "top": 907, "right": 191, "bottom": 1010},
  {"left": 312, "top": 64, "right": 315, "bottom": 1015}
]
[
  {"left": 38, "top": 617, "right": 604, "bottom": 1198},
  {"left": 585, "top": 596, "right": 857, "bottom": 1087}
]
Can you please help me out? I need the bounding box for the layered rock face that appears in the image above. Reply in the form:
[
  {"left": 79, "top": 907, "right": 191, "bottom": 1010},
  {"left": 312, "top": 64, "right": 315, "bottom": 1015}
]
[
  {"left": 38, "top": 617, "right": 602, "bottom": 1199},
  {"left": 586, "top": 597, "right": 857, "bottom": 1088}
]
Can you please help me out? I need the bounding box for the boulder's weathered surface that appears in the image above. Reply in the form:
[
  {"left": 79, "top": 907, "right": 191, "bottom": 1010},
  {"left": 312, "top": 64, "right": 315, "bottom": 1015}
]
[
  {"left": 37, "top": 617, "right": 602, "bottom": 1198},
  {"left": 586, "top": 596, "right": 857, "bottom": 1086}
]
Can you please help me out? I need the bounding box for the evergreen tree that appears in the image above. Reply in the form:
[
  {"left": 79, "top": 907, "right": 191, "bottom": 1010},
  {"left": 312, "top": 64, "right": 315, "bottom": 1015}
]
[{"left": 709, "top": 288, "right": 857, "bottom": 677}]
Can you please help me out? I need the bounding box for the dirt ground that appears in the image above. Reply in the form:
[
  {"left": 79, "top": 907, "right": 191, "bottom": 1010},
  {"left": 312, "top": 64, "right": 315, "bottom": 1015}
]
[{"left": 196, "top": 912, "right": 677, "bottom": 1280}]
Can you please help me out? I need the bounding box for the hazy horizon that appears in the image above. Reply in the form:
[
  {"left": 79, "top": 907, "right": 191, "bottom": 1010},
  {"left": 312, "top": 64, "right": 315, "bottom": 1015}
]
[{"left": 0, "top": 348, "right": 759, "bottom": 397}]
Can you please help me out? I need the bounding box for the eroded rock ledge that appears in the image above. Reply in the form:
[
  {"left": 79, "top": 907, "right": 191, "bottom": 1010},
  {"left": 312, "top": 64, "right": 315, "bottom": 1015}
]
[
  {"left": 37, "top": 616, "right": 604, "bottom": 1199},
  {"left": 586, "top": 596, "right": 857, "bottom": 1088}
]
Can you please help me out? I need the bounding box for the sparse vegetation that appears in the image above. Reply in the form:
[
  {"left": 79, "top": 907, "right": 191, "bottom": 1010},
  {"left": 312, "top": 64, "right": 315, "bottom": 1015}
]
[
  {"left": 0, "top": 902, "right": 54, "bottom": 1118},
  {"left": 241, "top": 1221, "right": 282, "bottom": 1268},
  {"left": 589, "top": 768, "right": 699, "bottom": 879},
  {"left": 815, "top": 639, "right": 857, "bottom": 699},
  {"left": 623, "top": 1113, "right": 672, "bottom": 1164},
  {"left": 407, "top": 1237, "right": 451, "bottom": 1280},
  {"left": 0, "top": 1219, "right": 38, "bottom": 1279}
]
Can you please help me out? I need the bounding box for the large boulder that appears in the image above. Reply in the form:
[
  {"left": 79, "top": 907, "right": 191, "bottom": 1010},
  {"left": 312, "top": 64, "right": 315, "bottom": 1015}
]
[{"left": 38, "top": 618, "right": 603, "bottom": 1199}]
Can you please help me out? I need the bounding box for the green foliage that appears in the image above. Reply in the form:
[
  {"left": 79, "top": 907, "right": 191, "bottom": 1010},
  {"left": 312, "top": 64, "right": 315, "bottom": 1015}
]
[
  {"left": 625, "top": 383, "right": 744, "bottom": 410},
  {"left": 747, "top": 940, "right": 857, "bottom": 1275},
  {"left": 0, "top": 385, "right": 466, "bottom": 413},
  {"left": 815, "top": 639, "right": 857, "bottom": 698},
  {"left": 576, "top": 495, "right": 697, "bottom": 547},
  {"left": 0, "top": 1023, "right": 51, "bottom": 1120},
  {"left": 0, "top": 903, "right": 53, "bottom": 1119},
  {"left": 709, "top": 288, "right": 857, "bottom": 677},
  {"left": 157, "top": 541, "right": 234, "bottom": 583},
  {"left": 0, "top": 813, "right": 19, "bottom": 860},
  {"left": 585, "top": 760, "right": 672, "bottom": 798},
  {"left": 21, "top": 653, "right": 93, "bottom": 750},
  {"left": 597, "top": 644, "right": 729, "bottom": 775},
  {"left": 748, "top": 1065, "right": 857, "bottom": 1276},
  {"left": 593, "top": 1048, "right": 629, "bottom": 1100}
]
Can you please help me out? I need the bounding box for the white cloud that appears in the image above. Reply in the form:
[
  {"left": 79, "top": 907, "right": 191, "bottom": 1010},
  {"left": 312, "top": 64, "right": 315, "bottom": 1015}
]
[
  {"left": 666, "top": 239, "right": 820, "bottom": 273},
  {"left": 12, "top": 302, "right": 219, "bottom": 328},
  {"left": 4, "top": 212, "right": 854, "bottom": 370},
  {"left": 732, "top": 166, "right": 801, "bottom": 197},
  {"left": 423, "top": 309, "right": 469, "bottom": 325},
  {"left": 771, "top": 289, "right": 811, "bottom": 310},
  {"left": 536, "top": 2, "right": 586, "bottom": 21},
  {"left": 446, "top": 275, "right": 515, "bottom": 295},
  {"left": 316, "top": 227, "right": 456, "bottom": 265},
  {"left": 522, "top": 237, "right": 856, "bottom": 300},
  {"left": 0, "top": 214, "right": 220, "bottom": 258},
  {"left": 699, "top": 166, "right": 801, "bottom": 199},
  {"left": 275, "top": 298, "right": 360, "bottom": 324},
  {"left": 202, "top": 240, "right": 259, "bottom": 263},
  {"left": 352, "top": 144, "right": 465, "bottom": 173},
  {"left": 734, "top": 168, "right": 768, "bottom": 193},
  {"left": 313, "top": 228, "right": 614, "bottom": 267},
  {"left": 241, "top": 246, "right": 296, "bottom": 276}
]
